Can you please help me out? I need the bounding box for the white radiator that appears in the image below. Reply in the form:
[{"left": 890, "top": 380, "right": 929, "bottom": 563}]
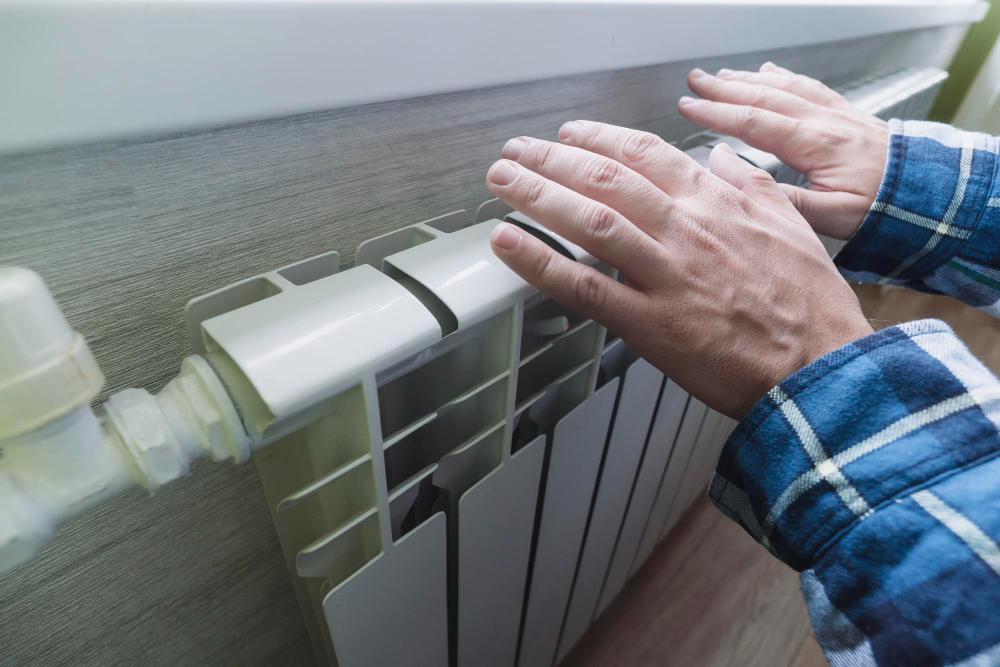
[
  {"left": 181, "top": 189, "right": 735, "bottom": 666},
  {"left": 178, "top": 66, "right": 948, "bottom": 667}
]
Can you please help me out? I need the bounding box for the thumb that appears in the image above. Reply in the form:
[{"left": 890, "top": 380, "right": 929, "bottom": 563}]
[
  {"left": 709, "top": 143, "right": 803, "bottom": 225},
  {"left": 777, "top": 184, "right": 865, "bottom": 240}
]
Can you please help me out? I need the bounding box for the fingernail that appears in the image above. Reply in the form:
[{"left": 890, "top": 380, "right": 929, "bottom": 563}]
[
  {"left": 690, "top": 67, "right": 709, "bottom": 79},
  {"left": 559, "top": 121, "right": 581, "bottom": 141},
  {"left": 488, "top": 160, "right": 519, "bottom": 186},
  {"left": 719, "top": 143, "right": 737, "bottom": 157},
  {"left": 502, "top": 137, "right": 528, "bottom": 160},
  {"left": 760, "top": 61, "right": 777, "bottom": 71},
  {"left": 678, "top": 95, "right": 700, "bottom": 107},
  {"left": 491, "top": 223, "right": 522, "bottom": 251},
  {"left": 717, "top": 68, "right": 735, "bottom": 78}
]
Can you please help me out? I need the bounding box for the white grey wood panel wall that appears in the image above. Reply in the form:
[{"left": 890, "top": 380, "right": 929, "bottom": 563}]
[{"left": 0, "top": 25, "right": 967, "bottom": 666}]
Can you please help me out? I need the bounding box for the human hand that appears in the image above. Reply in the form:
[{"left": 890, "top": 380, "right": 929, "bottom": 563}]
[
  {"left": 678, "top": 62, "right": 889, "bottom": 241},
  {"left": 485, "top": 122, "right": 873, "bottom": 418}
]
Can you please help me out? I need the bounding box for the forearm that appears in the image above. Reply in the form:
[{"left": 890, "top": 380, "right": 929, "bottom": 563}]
[
  {"left": 710, "top": 319, "right": 1000, "bottom": 665},
  {"left": 836, "top": 120, "right": 1000, "bottom": 318}
]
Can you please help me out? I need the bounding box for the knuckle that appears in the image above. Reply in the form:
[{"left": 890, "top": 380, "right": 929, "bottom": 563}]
[
  {"left": 707, "top": 75, "right": 727, "bottom": 95},
  {"left": 737, "top": 105, "right": 762, "bottom": 130},
  {"left": 802, "top": 76, "right": 838, "bottom": 103},
  {"left": 522, "top": 177, "right": 547, "bottom": 209},
  {"left": 531, "top": 141, "right": 557, "bottom": 172},
  {"left": 814, "top": 125, "right": 847, "bottom": 146},
  {"left": 795, "top": 73, "right": 820, "bottom": 88},
  {"left": 581, "top": 122, "right": 604, "bottom": 145},
  {"left": 788, "top": 119, "right": 812, "bottom": 144},
  {"left": 582, "top": 156, "right": 625, "bottom": 194},
  {"left": 621, "top": 131, "right": 663, "bottom": 165},
  {"left": 573, "top": 270, "right": 607, "bottom": 311},
  {"left": 528, "top": 245, "right": 555, "bottom": 281},
  {"left": 786, "top": 187, "right": 807, "bottom": 214},
  {"left": 688, "top": 166, "right": 714, "bottom": 196},
  {"left": 827, "top": 108, "right": 856, "bottom": 124},
  {"left": 580, "top": 202, "right": 618, "bottom": 242},
  {"left": 679, "top": 217, "right": 725, "bottom": 259},
  {"left": 821, "top": 93, "right": 841, "bottom": 109},
  {"left": 741, "top": 168, "right": 775, "bottom": 198},
  {"left": 748, "top": 84, "right": 772, "bottom": 108},
  {"left": 744, "top": 167, "right": 775, "bottom": 187}
]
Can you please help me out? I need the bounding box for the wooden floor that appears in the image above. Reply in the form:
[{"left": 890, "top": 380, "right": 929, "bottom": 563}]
[
  {"left": 852, "top": 283, "right": 1000, "bottom": 375},
  {"left": 565, "top": 498, "right": 826, "bottom": 667},
  {"left": 566, "top": 283, "right": 1000, "bottom": 667}
]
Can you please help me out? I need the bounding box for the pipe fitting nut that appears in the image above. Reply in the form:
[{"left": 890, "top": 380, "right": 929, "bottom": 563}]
[
  {"left": 173, "top": 356, "right": 251, "bottom": 464},
  {"left": 105, "top": 388, "right": 190, "bottom": 491}
]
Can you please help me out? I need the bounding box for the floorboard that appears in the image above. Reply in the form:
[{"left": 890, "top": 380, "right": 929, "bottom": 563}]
[{"left": 566, "top": 499, "right": 824, "bottom": 667}]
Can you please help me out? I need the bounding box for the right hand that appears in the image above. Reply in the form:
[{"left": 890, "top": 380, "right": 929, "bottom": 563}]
[
  {"left": 485, "top": 122, "right": 873, "bottom": 418},
  {"left": 678, "top": 62, "right": 889, "bottom": 241}
]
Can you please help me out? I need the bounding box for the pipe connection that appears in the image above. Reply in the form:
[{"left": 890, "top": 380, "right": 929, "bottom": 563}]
[{"left": 0, "top": 267, "right": 250, "bottom": 573}]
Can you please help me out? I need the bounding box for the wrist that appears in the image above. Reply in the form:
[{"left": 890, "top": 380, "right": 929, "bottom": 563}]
[
  {"left": 741, "top": 314, "right": 874, "bottom": 418},
  {"left": 836, "top": 119, "right": 998, "bottom": 286},
  {"left": 852, "top": 117, "right": 891, "bottom": 238},
  {"left": 830, "top": 117, "right": 889, "bottom": 242},
  {"left": 710, "top": 319, "right": 974, "bottom": 570}
]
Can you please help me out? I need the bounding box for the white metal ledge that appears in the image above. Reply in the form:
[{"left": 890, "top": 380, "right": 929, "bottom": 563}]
[{"left": 0, "top": 0, "right": 987, "bottom": 154}]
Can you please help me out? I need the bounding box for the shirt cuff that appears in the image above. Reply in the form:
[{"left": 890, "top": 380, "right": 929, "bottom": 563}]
[
  {"left": 709, "top": 318, "right": 1000, "bottom": 570},
  {"left": 834, "top": 119, "right": 1000, "bottom": 289}
]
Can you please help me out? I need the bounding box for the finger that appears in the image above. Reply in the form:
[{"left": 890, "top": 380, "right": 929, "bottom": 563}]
[
  {"left": 708, "top": 144, "right": 803, "bottom": 226},
  {"left": 760, "top": 61, "right": 793, "bottom": 75},
  {"left": 556, "top": 120, "right": 707, "bottom": 197},
  {"left": 500, "top": 136, "right": 673, "bottom": 236},
  {"left": 686, "top": 68, "right": 815, "bottom": 118},
  {"left": 677, "top": 96, "right": 801, "bottom": 157},
  {"left": 714, "top": 69, "right": 853, "bottom": 110},
  {"left": 485, "top": 159, "right": 667, "bottom": 285},
  {"left": 489, "top": 222, "right": 647, "bottom": 334},
  {"left": 777, "top": 184, "right": 864, "bottom": 240}
]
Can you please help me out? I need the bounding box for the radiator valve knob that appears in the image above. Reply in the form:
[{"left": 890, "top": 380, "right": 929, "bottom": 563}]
[{"left": 0, "top": 267, "right": 103, "bottom": 440}]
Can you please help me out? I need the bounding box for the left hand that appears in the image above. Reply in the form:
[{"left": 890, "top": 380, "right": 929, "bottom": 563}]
[
  {"left": 678, "top": 63, "right": 889, "bottom": 240},
  {"left": 485, "top": 121, "right": 872, "bottom": 417}
]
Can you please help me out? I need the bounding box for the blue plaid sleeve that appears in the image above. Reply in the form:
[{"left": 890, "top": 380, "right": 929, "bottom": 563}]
[
  {"left": 835, "top": 119, "right": 1000, "bottom": 318},
  {"left": 709, "top": 320, "right": 1000, "bottom": 666}
]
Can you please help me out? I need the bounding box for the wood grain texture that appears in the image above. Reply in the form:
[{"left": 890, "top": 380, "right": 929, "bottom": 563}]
[
  {"left": 0, "top": 26, "right": 967, "bottom": 666},
  {"left": 854, "top": 283, "right": 1000, "bottom": 374},
  {"left": 566, "top": 498, "right": 824, "bottom": 667}
]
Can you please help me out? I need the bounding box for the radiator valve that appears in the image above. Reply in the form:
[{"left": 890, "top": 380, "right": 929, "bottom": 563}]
[{"left": 0, "top": 267, "right": 250, "bottom": 573}]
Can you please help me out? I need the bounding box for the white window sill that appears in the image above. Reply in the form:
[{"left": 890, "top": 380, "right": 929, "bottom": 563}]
[{"left": 0, "top": 1, "right": 987, "bottom": 154}]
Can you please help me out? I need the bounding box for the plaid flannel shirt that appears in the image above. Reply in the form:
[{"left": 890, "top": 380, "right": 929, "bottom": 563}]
[{"left": 709, "top": 120, "right": 1000, "bottom": 667}]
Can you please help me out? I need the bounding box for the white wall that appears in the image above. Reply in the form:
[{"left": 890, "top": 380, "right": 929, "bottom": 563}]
[{"left": 953, "top": 31, "right": 1000, "bottom": 132}]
